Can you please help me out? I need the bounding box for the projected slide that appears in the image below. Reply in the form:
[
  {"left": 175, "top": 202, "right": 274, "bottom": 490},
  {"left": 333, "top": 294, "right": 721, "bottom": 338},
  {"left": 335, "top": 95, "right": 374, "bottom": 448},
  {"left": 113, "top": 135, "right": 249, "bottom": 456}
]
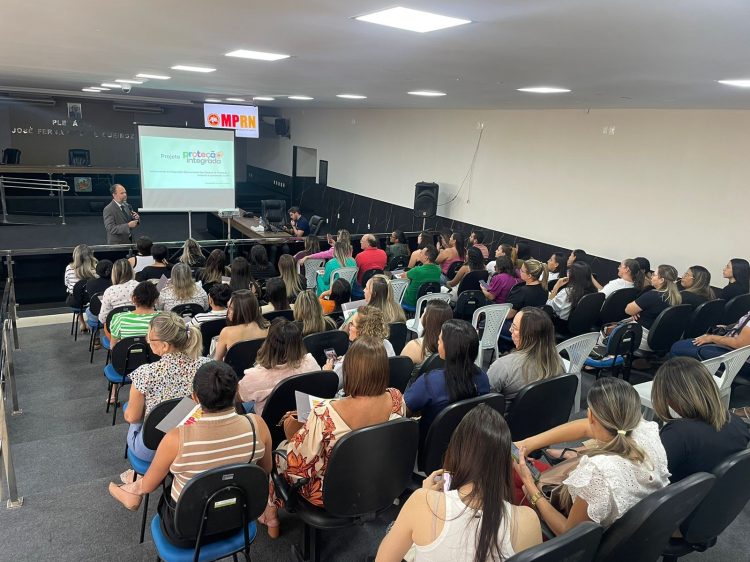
[{"left": 138, "top": 126, "right": 236, "bottom": 211}]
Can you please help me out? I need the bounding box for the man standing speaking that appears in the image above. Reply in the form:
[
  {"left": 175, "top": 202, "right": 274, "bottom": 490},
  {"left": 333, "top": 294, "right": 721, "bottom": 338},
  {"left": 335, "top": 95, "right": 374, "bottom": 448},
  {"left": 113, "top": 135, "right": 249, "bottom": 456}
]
[{"left": 103, "top": 184, "right": 140, "bottom": 244}]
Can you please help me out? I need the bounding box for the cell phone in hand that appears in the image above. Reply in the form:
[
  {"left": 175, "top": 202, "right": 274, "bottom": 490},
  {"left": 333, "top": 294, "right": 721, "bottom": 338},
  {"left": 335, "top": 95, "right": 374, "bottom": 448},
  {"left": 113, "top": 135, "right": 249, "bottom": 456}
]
[
  {"left": 479, "top": 280, "right": 489, "bottom": 290},
  {"left": 433, "top": 471, "right": 452, "bottom": 492},
  {"left": 324, "top": 348, "right": 337, "bottom": 362},
  {"left": 511, "top": 443, "right": 542, "bottom": 482}
]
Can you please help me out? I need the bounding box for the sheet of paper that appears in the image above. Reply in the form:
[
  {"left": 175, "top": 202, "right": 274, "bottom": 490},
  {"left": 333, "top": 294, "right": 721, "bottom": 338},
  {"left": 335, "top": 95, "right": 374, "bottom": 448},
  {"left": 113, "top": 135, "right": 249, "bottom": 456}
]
[
  {"left": 155, "top": 397, "right": 201, "bottom": 433},
  {"left": 295, "top": 391, "right": 326, "bottom": 423}
]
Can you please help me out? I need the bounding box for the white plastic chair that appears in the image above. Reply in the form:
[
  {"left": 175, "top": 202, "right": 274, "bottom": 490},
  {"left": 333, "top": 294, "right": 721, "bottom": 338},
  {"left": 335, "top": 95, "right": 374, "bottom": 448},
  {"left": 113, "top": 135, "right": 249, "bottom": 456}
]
[
  {"left": 329, "top": 266, "right": 358, "bottom": 287},
  {"left": 303, "top": 259, "right": 325, "bottom": 290},
  {"left": 391, "top": 278, "right": 409, "bottom": 304},
  {"left": 556, "top": 332, "right": 599, "bottom": 414},
  {"left": 406, "top": 293, "right": 452, "bottom": 336},
  {"left": 471, "top": 304, "right": 512, "bottom": 368}
]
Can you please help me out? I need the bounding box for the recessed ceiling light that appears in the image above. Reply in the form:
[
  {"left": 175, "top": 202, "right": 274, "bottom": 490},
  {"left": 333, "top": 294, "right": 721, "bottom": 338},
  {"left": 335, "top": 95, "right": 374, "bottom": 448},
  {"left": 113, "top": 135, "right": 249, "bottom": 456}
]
[
  {"left": 226, "top": 97, "right": 245, "bottom": 102},
  {"left": 407, "top": 90, "right": 446, "bottom": 97},
  {"left": 82, "top": 88, "right": 101, "bottom": 92},
  {"left": 253, "top": 96, "right": 275, "bottom": 101},
  {"left": 516, "top": 87, "right": 571, "bottom": 94},
  {"left": 101, "top": 83, "right": 124, "bottom": 88},
  {"left": 717, "top": 79, "right": 750, "bottom": 88},
  {"left": 288, "top": 95, "right": 314, "bottom": 100},
  {"left": 336, "top": 94, "right": 367, "bottom": 99},
  {"left": 115, "top": 79, "right": 144, "bottom": 84},
  {"left": 136, "top": 73, "right": 171, "bottom": 80},
  {"left": 205, "top": 98, "right": 222, "bottom": 103},
  {"left": 171, "top": 65, "right": 216, "bottom": 73},
  {"left": 356, "top": 7, "right": 470, "bottom": 33},
  {"left": 225, "top": 49, "right": 290, "bottom": 61},
  {"left": 88, "top": 86, "right": 110, "bottom": 91}
]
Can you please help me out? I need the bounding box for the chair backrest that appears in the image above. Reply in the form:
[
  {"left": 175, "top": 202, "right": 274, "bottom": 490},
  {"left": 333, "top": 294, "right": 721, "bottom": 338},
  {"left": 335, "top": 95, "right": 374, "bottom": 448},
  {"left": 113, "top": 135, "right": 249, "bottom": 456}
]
[
  {"left": 472, "top": 303, "right": 513, "bottom": 353},
  {"left": 141, "top": 397, "right": 182, "bottom": 450},
  {"left": 566, "top": 292, "right": 605, "bottom": 335},
  {"left": 303, "top": 259, "right": 325, "bottom": 289},
  {"left": 600, "top": 288, "right": 640, "bottom": 325},
  {"left": 262, "top": 370, "right": 339, "bottom": 447},
  {"left": 330, "top": 266, "right": 358, "bottom": 286},
  {"left": 174, "top": 463, "right": 268, "bottom": 541},
  {"left": 199, "top": 318, "right": 227, "bottom": 356},
  {"left": 505, "top": 521, "right": 603, "bottom": 562},
  {"left": 595, "top": 473, "right": 715, "bottom": 562},
  {"left": 89, "top": 293, "right": 103, "bottom": 316},
  {"left": 105, "top": 305, "right": 136, "bottom": 329},
  {"left": 323, "top": 418, "right": 419, "bottom": 517},
  {"left": 261, "top": 199, "right": 287, "bottom": 225},
  {"left": 361, "top": 268, "right": 384, "bottom": 288},
  {"left": 446, "top": 260, "right": 463, "bottom": 280},
  {"left": 456, "top": 270, "right": 489, "bottom": 294},
  {"left": 111, "top": 335, "right": 158, "bottom": 376},
  {"left": 308, "top": 215, "right": 323, "bottom": 235},
  {"left": 388, "top": 322, "right": 408, "bottom": 355},
  {"left": 388, "top": 255, "right": 408, "bottom": 271},
  {"left": 724, "top": 293, "right": 750, "bottom": 325},
  {"left": 70, "top": 278, "right": 89, "bottom": 308},
  {"left": 683, "top": 299, "right": 726, "bottom": 339},
  {"left": 414, "top": 292, "right": 452, "bottom": 327},
  {"left": 679, "top": 449, "right": 750, "bottom": 546},
  {"left": 303, "top": 329, "right": 350, "bottom": 367},
  {"left": 556, "top": 332, "right": 600, "bottom": 374},
  {"left": 416, "top": 281, "right": 442, "bottom": 299},
  {"left": 2, "top": 148, "right": 21, "bottom": 164},
  {"left": 605, "top": 321, "right": 643, "bottom": 360},
  {"left": 170, "top": 302, "right": 206, "bottom": 318},
  {"left": 454, "top": 290, "right": 487, "bottom": 322},
  {"left": 388, "top": 356, "right": 414, "bottom": 393},
  {"left": 263, "top": 309, "right": 295, "bottom": 322},
  {"left": 710, "top": 345, "right": 750, "bottom": 404},
  {"left": 419, "top": 393, "right": 506, "bottom": 473},
  {"left": 645, "top": 304, "right": 693, "bottom": 353},
  {"left": 505, "top": 374, "right": 578, "bottom": 440},
  {"left": 224, "top": 338, "right": 265, "bottom": 379},
  {"left": 68, "top": 148, "right": 90, "bottom": 166},
  {"left": 390, "top": 278, "right": 409, "bottom": 304}
]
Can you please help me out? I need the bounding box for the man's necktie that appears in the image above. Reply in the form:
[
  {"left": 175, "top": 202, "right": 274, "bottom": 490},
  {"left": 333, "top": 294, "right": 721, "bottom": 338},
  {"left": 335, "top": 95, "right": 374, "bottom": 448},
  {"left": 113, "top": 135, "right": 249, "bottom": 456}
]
[{"left": 120, "top": 204, "right": 131, "bottom": 221}]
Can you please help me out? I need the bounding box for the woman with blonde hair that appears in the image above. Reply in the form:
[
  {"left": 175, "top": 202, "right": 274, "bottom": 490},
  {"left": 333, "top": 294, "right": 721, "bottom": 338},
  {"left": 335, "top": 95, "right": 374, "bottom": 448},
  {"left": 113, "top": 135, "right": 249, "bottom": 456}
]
[
  {"left": 652, "top": 357, "right": 749, "bottom": 482},
  {"left": 278, "top": 254, "right": 303, "bottom": 302},
  {"left": 364, "top": 274, "right": 406, "bottom": 324},
  {"left": 514, "top": 377, "right": 669, "bottom": 535},
  {"left": 680, "top": 265, "right": 715, "bottom": 306},
  {"left": 98, "top": 258, "right": 139, "bottom": 324},
  {"left": 316, "top": 240, "right": 356, "bottom": 296},
  {"left": 294, "top": 289, "right": 336, "bottom": 336},
  {"left": 157, "top": 263, "right": 208, "bottom": 312},
  {"left": 65, "top": 244, "right": 98, "bottom": 323},
  {"left": 499, "top": 260, "right": 549, "bottom": 345},
  {"left": 122, "top": 312, "right": 210, "bottom": 464},
  {"left": 177, "top": 238, "right": 205, "bottom": 267},
  {"left": 299, "top": 229, "right": 352, "bottom": 265},
  {"left": 625, "top": 264, "right": 681, "bottom": 350}
]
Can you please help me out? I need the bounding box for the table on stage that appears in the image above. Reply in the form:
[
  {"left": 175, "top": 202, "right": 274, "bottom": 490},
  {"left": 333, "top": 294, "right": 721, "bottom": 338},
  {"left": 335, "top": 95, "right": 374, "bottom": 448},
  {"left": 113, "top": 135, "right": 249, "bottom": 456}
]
[{"left": 208, "top": 210, "right": 294, "bottom": 241}]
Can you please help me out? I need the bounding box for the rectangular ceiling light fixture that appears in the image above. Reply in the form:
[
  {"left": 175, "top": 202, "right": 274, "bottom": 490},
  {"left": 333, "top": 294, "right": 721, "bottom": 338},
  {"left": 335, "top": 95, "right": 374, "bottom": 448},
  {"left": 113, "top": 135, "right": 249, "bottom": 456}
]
[
  {"left": 225, "top": 49, "right": 290, "bottom": 61},
  {"left": 136, "top": 73, "right": 171, "bottom": 80},
  {"left": 171, "top": 65, "right": 216, "bottom": 73},
  {"left": 356, "top": 7, "right": 470, "bottom": 33}
]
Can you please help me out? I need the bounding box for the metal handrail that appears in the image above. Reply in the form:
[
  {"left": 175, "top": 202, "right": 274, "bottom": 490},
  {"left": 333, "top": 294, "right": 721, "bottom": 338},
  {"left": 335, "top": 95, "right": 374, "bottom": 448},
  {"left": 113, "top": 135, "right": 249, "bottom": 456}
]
[
  {"left": 1, "top": 278, "right": 23, "bottom": 508},
  {"left": 0, "top": 176, "right": 69, "bottom": 225}
]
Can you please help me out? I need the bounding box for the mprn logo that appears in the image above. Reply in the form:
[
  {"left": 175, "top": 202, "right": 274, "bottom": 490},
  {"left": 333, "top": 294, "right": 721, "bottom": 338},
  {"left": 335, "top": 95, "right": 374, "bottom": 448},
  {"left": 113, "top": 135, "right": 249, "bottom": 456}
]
[{"left": 207, "top": 113, "right": 220, "bottom": 127}]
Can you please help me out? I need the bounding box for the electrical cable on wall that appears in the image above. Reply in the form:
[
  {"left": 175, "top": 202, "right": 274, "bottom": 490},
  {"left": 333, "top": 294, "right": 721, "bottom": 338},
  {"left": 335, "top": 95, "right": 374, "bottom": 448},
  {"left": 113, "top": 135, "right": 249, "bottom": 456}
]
[{"left": 437, "top": 126, "right": 484, "bottom": 207}]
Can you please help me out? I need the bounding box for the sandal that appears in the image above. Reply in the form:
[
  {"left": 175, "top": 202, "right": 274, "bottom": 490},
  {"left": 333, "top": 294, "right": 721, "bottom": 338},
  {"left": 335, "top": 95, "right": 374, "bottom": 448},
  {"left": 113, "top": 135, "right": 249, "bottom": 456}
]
[
  {"left": 258, "top": 504, "right": 280, "bottom": 539},
  {"left": 108, "top": 482, "right": 143, "bottom": 511},
  {"left": 120, "top": 469, "right": 143, "bottom": 484}
]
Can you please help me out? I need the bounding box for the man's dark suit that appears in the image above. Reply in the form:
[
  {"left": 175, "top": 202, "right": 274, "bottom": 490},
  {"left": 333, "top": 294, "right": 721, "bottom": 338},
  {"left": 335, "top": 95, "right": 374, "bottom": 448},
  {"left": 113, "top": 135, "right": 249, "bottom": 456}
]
[{"left": 103, "top": 199, "right": 135, "bottom": 244}]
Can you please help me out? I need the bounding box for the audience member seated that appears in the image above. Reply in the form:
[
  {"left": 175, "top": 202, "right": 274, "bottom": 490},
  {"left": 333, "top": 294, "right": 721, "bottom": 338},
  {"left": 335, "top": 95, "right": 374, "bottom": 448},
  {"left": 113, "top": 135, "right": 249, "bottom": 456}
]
[
  {"left": 670, "top": 308, "right": 750, "bottom": 371},
  {"left": 98, "top": 259, "right": 139, "bottom": 324},
  {"left": 325, "top": 305, "right": 395, "bottom": 388},
  {"left": 128, "top": 236, "right": 155, "bottom": 274},
  {"left": 408, "top": 231, "right": 434, "bottom": 269},
  {"left": 595, "top": 258, "right": 645, "bottom": 297},
  {"left": 106, "top": 281, "right": 160, "bottom": 348},
  {"left": 488, "top": 308, "right": 563, "bottom": 408},
  {"left": 191, "top": 283, "right": 231, "bottom": 326},
  {"left": 481, "top": 256, "right": 518, "bottom": 304},
  {"left": 174, "top": 238, "right": 206, "bottom": 268},
  {"left": 229, "top": 256, "right": 260, "bottom": 295},
  {"left": 566, "top": 248, "right": 591, "bottom": 269},
  {"left": 65, "top": 244, "right": 97, "bottom": 327},
  {"left": 512, "top": 241, "right": 532, "bottom": 271},
  {"left": 651, "top": 357, "right": 750, "bottom": 483},
  {"left": 634, "top": 257, "right": 654, "bottom": 290},
  {"left": 363, "top": 274, "right": 406, "bottom": 324},
  {"left": 195, "top": 249, "right": 227, "bottom": 294},
  {"left": 261, "top": 277, "right": 292, "bottom": 315},
  {"left": 448, "top": 246, "right": 487, "bottom": 293},
  {"left": 545, "top": 261, "right": 597, "bottom": 323},
  {"left": 679, "top": 265, "right": 715, "bottom": 306},
  {"left": 293, "top": 235, "right": 320, "bottom": 263},
  {"left": 355, "top": 233, "right": 387, "bottom": 285},
  {"left": 376, "top": 405, "right": 542, "bottom": 561},
  {"left": 436, "top": 231, "right": 466, "bottom": 284},
  {"left": 84, "top": 259, "right": 113, "bottom": 327},
  {"left": 238, "top": 319, "right": 320, "bottom": 415},
  {"left": 546, "top": 251, "right": 567, "bottom": 282},
  {"left": 123, "top": 313, "right": 210, "bottom": 462},
  {"left": 720, "top": 258, "right": 750, "bottom": 301},
  {"left": 385, "top": 229, "right": 410, "bottom": 261},
  {"left": 502, "top": 259, "right": 549, "bottom": 335},
  {"left": 300, "top": 229, "right": 352, "bottom": 265},
  {"left": 486, "top": 243, "right": 514, "bottom": 275},
  {"left": 249, "top": 245, "right": 277, "bottom": 281},
  {"left": 404, "top": 319, "right": 490, "bottom": 446},
  {"left": 156, "top": 263, "right": 208, "bottom": 312},
  {"left": 136, "top": 244, "right": 172, "bottom": 282},
  {"left": 402, "top": 244, "right": 441, "bottom": 308},
  {"left": 514, "top": 377, "right": 669, "bottom": 535},
  {"left": 212, "top": 290, "right": 269, "bottom": 360},
  {"left": 401, "top": 300, "right": 453, "bottom": 379},
  {"left": 316, "top": 240, "right": 356, "bottom": 296},
  {"left": 319, "top": 278, "right": 352, "bottom": 316},
  {"left": 625, "top": 264, "right": 681, "bottom": 350},
  {"left": 278, "top": 254, "right": 304, "bottom": 303},
  {"left": 468, "top": 229, "right": 489, "bottom": 260},
  {"left": 109, "top": 361, "right": 272, "bottom": 547},
  {"left": 293, "top": 289, "right": 337, "bottom": 336}
]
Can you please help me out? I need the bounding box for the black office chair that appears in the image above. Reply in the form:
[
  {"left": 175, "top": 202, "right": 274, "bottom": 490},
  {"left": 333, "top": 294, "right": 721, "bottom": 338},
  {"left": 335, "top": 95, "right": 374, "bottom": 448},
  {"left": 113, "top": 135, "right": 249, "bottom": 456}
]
[
  {"left": 308, "top": 215, "right": 324, "bottom": 235},
  {"left": 2, "top": 148, "right": 21, "bottom": 164},
  {"left": 454, "top": 290, "right": 487, "bottom": 322},
  {"left": 387, "top": 356, "right": 414, "bottom": 393},
  {"left": 303, "top": 330, "right": 349, "bottom": 366},
  {"left": 361, "top": 268, "right": 384, "bottom": 288},
  {"left": 170, "top": 303, "right": 207, "bottom": 319},
  {"left": 558, "top": 292, "right": 605, "bottom": 339},
  {"left": 682, "top": 298, "right": 725, "bottom": 339},
  {"left": 104, "top": 335, "right": 159, "bottom": 425},
  {"left": 455, "top": 270, "right": 488, "bottom": 294},
  {"left": 419, "top": 393, "right": 506, "bottom": 474},
  {"left": 223, "top": 338, "right": 265, "bottom": 379},
  {"left": 272, "top": 418, "right": 419, "bottom": 562},
  {"left": 446, "top": 260, "right": 463, "bottom": 281},
  {"left": 643, "top": 304, "right": 693, "bottom": 355},
  {"left": 199, "top": 318, "right": 227, "bottom": 356},
  {"left": 100, "top": 305, "right": 136, "bottom": 364},
  {"left": 151, "top": 464, "right": 268, "bottom": 562},
  {"left": 724, "top": 293, "right": 750, "bottom": 325},
  {"left": 599, "top": 288, "right": 640, "bottom": 325},
  {"left": 584, "top": 322, "right": 643, "bottom": 381},
  {"left": 263, "top": 309, "right": 295, "bottom": 322},
  {"left": 68, "top": 148, "right": 91, "bottom": 166},
  {"left": 388, "top": 255, "right": 408, "bottom": 271},
  {"left": 505, "top": 374, "right": 577, "bottom": 440},
  {"left": 388, "top": 322, "right": 408, "bottom": 355},
  {"left": 261, "top": 199, "right": 287, "bottom": 227},
  {"left": 594, "top": 473, "right": 715, "bottom": 562},
  {"left": 506, "top": 521, "right": 603, "bottom": 562},
  {"left": 261, "top": 370, "right": 339, "bottom": 447},
  {"left": 662, "top": 449, "right": 750, "bottom": 561}
]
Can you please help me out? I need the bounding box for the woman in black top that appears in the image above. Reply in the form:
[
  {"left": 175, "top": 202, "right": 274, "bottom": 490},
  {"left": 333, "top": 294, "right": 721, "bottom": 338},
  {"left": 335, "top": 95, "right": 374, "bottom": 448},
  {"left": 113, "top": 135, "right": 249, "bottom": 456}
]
[
  {"left": 500, "top": 259, "right": 549, "bottom": 342},
  {"left": 249, "top": 245, "right": 278, "bottom": 281},
  {"left": 652, "top": 357, "right": 750, "bottom": 483},
  {"left": 679, "top": 265, "right": 715, "bottom": 306},
  {"left": 721, "top": 258, "right": 750, "bottom": 301},
  {"left": 625, "top": 264, "right": 681, "bottom": 350},
  {"left": 196, "top": 249, "right": 227, "bottom": 294},
  {"left": 136, "top": 244, "right": 172, "bottom": 281}
]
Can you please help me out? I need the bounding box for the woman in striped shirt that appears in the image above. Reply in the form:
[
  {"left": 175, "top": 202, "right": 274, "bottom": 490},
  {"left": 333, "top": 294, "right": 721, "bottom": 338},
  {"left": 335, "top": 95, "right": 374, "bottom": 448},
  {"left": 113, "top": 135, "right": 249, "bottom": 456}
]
[
  {"left": 109, "top": 361, "right": 273, "bottom": 546},
  {"left": 105, "top": 281, "right": 160, "bottom": 348}
]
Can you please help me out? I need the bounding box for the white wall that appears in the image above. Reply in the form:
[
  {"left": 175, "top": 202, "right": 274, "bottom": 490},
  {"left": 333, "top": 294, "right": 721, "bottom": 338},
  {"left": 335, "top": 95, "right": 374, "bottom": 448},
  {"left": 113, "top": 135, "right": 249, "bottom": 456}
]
[{"left": 247, "top": 108, "right": 750, "bottom": 282}]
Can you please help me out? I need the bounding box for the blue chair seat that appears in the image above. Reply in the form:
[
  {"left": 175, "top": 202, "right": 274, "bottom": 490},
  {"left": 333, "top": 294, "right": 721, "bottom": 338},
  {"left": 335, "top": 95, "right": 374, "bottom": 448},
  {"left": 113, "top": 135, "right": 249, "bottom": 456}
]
[
  {"left": 151, "top": 514, "right": 257, "bottom": 562},
  {"left": 584, "top": 355, "right": 625, "bottom": 369},
  {"left": 88, "top": 318, "right": 102, "bottom": 330},
  {"left": 401, "top": 303, "right": 416, "bottom": 313},
  {"left": 127, "top": 447, "right": 151, "bottom": 476},
  {"left": 104, "top": 363, "right": 131, "bottom": 385},
  {"left": 100, "top": 333, "right": 111, "bottom": 350}
]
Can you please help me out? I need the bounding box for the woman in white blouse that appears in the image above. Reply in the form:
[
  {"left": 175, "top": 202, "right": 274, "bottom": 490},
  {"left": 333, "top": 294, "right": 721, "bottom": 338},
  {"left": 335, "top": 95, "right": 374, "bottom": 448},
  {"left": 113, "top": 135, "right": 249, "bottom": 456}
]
[
  {"left": 595, "top": 258, "right": 646, "bottom": 298},
  {"left": 98, "top": 259, "right": 139, "bottom": 324},
  {"left": 514, "top": 377, "right": 669, "bottom": 535},
  {"left": 156, "top": 263, "right": 208, "bottom": 312},
  {"left": 545, "top": 262, "right": 597, "bottom": 322}
]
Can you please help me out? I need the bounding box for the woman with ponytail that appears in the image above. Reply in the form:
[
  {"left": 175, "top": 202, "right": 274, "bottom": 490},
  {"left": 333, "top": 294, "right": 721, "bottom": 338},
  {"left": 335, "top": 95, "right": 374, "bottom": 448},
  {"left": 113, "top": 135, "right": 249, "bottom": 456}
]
[
  {"left": 625, "top": 264, "right": 682, "bottom": 350},
  {"left": 498, "top": 259, "right": 550, "bottom": 342},
  {"left": 597, "top": 258, "right": 645, "bottom": 297},
  {"left": 122, "top": 312, "right": 211, "bottom": 464},
  {"left": 514, "top": 377, "right": 669, "bottom": 535}
]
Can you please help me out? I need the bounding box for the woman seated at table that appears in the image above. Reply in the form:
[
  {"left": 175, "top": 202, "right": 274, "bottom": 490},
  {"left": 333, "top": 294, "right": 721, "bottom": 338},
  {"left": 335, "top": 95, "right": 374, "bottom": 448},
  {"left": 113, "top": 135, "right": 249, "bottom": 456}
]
[
  {"left": 401, "top": 300, "right": 453, "bottom": 379},
  {"left": 156, "top": 263, "right": 208, "bottom": 312},
  {"left": 109, "top": 361, "right": 273, "bottom": 547},
  {"left": 212, "top": 290, "right": 269, "bottom": 360},
  {"left": 123, "top": 313, "right": 211, "bottom": 464}
]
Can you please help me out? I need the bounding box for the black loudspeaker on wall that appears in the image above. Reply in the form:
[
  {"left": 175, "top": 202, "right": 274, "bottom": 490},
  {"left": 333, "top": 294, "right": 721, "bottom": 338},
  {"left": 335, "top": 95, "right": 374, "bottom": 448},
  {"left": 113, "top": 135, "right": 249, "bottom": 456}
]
[
  {"left": 275, "top": 118, "right": 290, "bottom": 137},
  {"left": 413, "top": 182, "right": 439, "bottom": 218}
]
